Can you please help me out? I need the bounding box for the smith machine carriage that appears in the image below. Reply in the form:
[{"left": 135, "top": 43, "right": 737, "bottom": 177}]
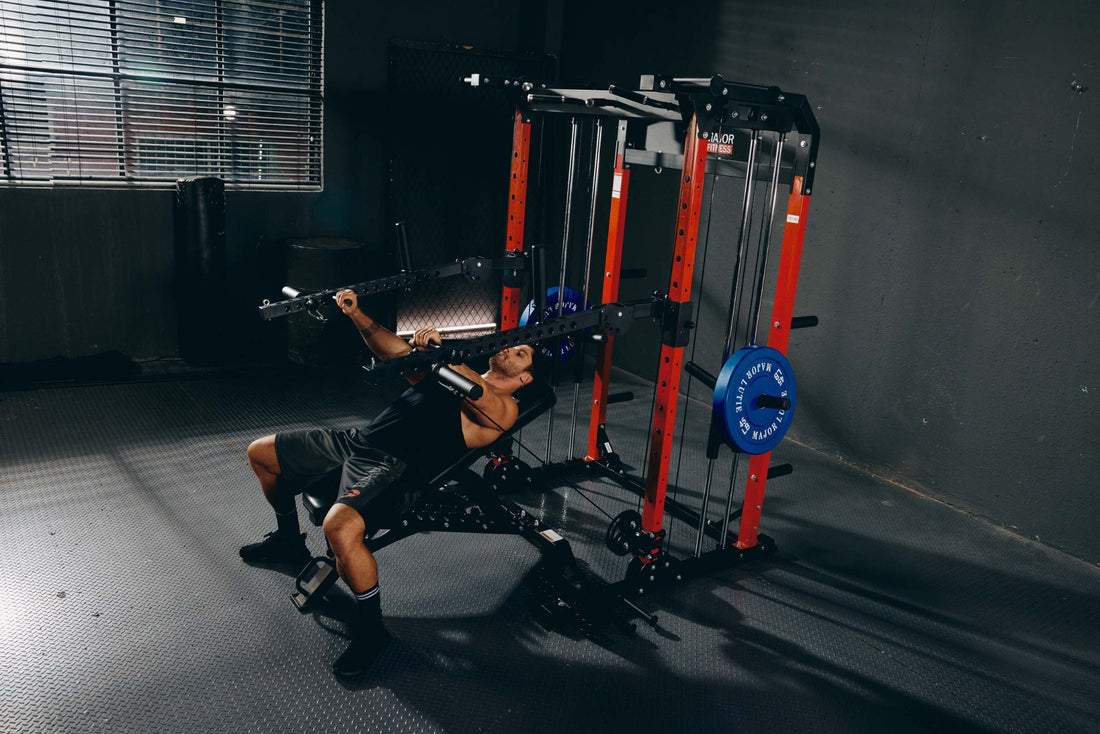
[{"left": 261, "top": 73, "right": 819, "bottom": 632}]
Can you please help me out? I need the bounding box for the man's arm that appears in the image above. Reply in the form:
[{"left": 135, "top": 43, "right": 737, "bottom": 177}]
[
  {"left": 448, "top": 363, "right": 519, "bottom": 432},
  {"left": 335, "top": 288, "right": 416, "bottom": 370}
]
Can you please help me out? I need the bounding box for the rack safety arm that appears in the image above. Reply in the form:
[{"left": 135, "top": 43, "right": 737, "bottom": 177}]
[
  {"left": 258, "top": 252, "right": 528, "bottom": 321},
  {"left": 360, "top": 298, "right": 673, "bottom": 382}
]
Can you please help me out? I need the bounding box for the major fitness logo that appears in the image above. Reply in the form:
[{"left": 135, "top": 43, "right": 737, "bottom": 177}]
[
  {"left": 703, "top": 131, "right": 735, "bottom": 156},
  {"left": 733, "top": 359, "right": 789, "bottom": 442}
]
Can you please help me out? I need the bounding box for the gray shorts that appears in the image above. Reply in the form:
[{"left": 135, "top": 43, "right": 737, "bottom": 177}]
[{"left": 274, "top": 428, "right": 418, "bottom": 530}]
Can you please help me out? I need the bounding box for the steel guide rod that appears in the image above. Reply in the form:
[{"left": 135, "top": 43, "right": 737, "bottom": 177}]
[
  {"left": 693, "top": 461, "right": 719, "bottom": 558},
  {"left": 547, "top": 116, "right": 583, "bottom": 462},
  {"left": 569, "top": 118, "right": 605, "bottom": 457},
  {"left": 725, "top": 130, "right": 761, "bottom": 357},
  {"left": 557, "top": 117, "right": 582, "bottom": 317},
  {"left": 748, "top": 133, "right": 786, "bottom": 346}
]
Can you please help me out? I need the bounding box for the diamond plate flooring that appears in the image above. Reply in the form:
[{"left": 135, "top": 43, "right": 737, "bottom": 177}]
[{"left": 1, "top": 369, "right": 1097, "bottom": 734}]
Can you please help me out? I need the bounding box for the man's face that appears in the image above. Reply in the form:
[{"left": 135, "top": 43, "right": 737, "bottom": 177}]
[{"left": 490, "top": 344, "right": 534, "bottom": 380}]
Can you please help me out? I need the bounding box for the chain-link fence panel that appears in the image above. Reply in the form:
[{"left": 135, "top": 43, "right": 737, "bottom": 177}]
[{"left": 387, "top": 40, "right": 555, "bottom": 338}]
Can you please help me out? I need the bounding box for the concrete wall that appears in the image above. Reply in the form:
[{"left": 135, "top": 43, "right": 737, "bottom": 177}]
[
  {"left": 559, "top": 0, "right": 1100, "bottom": 562},
  {"left": 0, "top": 0, "right": 532, "bottom": 364}
]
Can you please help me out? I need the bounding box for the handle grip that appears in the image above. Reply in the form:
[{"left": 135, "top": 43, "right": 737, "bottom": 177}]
[
  {"left": 432, "top": 364, "right": 483, "bottom": 400},
  {"left": 424, "top": 341, "right": 483, "bottom": 399}
]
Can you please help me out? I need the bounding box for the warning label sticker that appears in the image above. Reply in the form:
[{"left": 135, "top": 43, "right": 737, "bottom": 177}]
[{"left": 540, "top": 528, "right": 564, "bottom": 543}]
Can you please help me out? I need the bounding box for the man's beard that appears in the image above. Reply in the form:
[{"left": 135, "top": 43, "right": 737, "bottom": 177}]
[{"left": 489, "top": 351, "right": 523, "bottom": 378}]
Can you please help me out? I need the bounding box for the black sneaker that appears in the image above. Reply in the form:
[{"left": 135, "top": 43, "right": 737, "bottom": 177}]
[
  {"left": 239, "top": 531, "right": 312, "bottom": 565},
  {"left": 332, "top": 627, "right": 392, "bottom": 680}
]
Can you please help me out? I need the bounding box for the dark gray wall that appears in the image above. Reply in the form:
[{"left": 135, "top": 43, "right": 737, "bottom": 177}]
[
  {"left": 560, "top": 0, "right": 1100, "bottom": 562},
  {"left": 0, "top": 0, "right": 531, "bottom": 364}
]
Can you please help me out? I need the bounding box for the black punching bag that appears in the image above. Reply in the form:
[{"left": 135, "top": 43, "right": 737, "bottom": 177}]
[{"left": 174, "top": 177, "right": 228, "bottom": 366}]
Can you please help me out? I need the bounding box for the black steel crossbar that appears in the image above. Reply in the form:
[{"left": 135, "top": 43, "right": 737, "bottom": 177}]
[
  {"left": 361, "top": 297, "right": 669, "bottom": 382},
  {"left": 257, "top": 252, "right": 528, "bottom": 320}
]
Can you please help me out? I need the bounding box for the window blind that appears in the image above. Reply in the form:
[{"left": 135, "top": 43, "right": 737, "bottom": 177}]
[{"left": 0, "top": 0, "right": 323, "bottom": 189}]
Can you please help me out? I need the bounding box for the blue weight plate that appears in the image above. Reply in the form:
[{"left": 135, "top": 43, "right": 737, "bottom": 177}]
[
  {"left": 520, "top": 286, "right": 590, "bottom": 362},
  {"left": 712, "top": 346, "right": 797, "bottom": 455}
]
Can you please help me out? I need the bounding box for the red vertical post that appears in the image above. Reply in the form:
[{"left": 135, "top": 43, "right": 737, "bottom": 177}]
[
  {"left": 586, "top": 122, "right": 631, "bottom": 461},
  {"left": 736, "top": 177, "right": 811, "bottom": 549},
  {"left": 500, "top": 109, "right": 532, "bottom": 330},
  {"left": 641, "top": 117, "right": 708, "bottom": 534}
]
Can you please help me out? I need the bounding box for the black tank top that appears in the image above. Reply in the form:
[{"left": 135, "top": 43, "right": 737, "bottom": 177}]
[{"left": 357, "top": 380, "right": 468, "bottom": 481}]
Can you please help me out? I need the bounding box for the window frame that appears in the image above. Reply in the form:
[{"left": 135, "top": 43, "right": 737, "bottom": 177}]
[{"left": 0, "top": 0, "right": 324, "bottom": 191}]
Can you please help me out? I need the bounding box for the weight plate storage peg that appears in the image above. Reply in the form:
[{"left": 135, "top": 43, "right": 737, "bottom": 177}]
[
  {"left": 519, "top": 286, "right": 590, "bottom": 362},
  {"left": 713, "top": 346, "right": 797, "bottom": 455}
]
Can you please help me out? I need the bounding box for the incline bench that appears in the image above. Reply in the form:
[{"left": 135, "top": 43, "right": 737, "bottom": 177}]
[{"left": 290, "top": 382, "right": 561, "bottom": 611}]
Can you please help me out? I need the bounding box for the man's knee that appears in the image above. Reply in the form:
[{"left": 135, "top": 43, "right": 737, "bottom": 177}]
[
  {"left": 323, "top": 504, "right": 366, "bottom": 557},
  {"left": 247, "top": 436, "right": 279, "bottom": 475}
]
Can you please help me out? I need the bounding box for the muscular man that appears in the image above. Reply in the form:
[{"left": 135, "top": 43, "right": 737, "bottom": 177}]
[{"left": 241, "top": 288, "right": 537, "bottom": 678}]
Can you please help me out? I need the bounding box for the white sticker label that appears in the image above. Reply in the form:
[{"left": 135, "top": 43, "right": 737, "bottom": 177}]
[
  {"left": 540, "top": 528, "right": 564, "bottom": 543},
  {"left": 786, "top": 214, "right": 800, "bottom": 224},
  {"left": 611, "top": 173, "right": 622, "bottom": 199}
]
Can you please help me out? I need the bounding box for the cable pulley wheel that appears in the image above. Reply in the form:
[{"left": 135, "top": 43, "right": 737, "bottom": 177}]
[
  {"left": 713, "top": 345, "right": 797, "bottom": 455},
  {"left": 605, "top": 510, "right": 643, "bottom": 556}
]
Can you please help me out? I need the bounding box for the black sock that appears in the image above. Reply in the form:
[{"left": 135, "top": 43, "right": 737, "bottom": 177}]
[
  {"left": 353, "top": 584, "right": 384, "bottom": 634},
  {"left": 275, "top": 508, "right": 301, "bottom": 538},
  {"left": 332, "top": 584, "right": 390, "bottom": 677},
  {"left": 272, "top": 479, "right": 300, "bottom": 538}
]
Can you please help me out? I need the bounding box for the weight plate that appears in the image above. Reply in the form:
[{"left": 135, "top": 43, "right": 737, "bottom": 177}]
[
  {"left": 519, "top": 286, "right": 590, "bottom": 362},
  {"left": 713, "top": 346, "right": 796, "bottom": 455}
]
